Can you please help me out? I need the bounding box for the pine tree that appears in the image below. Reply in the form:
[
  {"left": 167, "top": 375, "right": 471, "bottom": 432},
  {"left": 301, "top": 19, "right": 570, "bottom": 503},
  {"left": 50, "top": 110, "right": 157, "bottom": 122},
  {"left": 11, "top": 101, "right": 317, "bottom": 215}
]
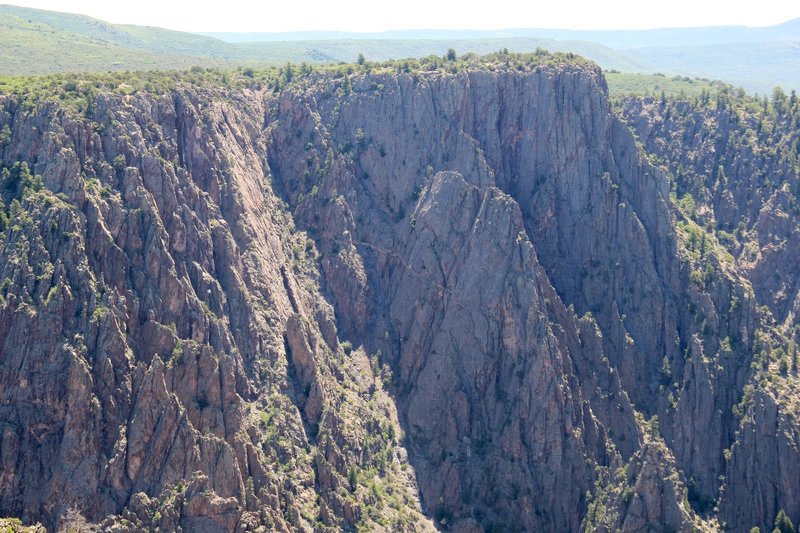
[{"left": 774, "top": 509, "right": 795, "bottom": 533}]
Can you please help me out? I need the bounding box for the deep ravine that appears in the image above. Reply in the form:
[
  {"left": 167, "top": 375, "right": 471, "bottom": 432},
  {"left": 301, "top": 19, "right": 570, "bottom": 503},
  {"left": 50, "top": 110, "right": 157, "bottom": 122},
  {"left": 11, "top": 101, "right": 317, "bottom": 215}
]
[{"left": 0, "top": 53, "right": 798, "bottom": 532}]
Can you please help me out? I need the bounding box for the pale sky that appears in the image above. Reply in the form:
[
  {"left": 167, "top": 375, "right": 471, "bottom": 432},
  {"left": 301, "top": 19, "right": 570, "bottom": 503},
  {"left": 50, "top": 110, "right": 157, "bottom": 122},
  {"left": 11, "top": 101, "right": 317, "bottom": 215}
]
[{"left": 5, "top": 0, "right": 800, "bottom": 33}]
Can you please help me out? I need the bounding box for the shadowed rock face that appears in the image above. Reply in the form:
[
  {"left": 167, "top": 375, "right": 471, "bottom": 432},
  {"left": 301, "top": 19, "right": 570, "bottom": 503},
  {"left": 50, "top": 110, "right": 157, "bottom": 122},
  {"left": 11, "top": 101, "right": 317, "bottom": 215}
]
[{"left": 0, "top": 58, "right": 795, "bottom": 532}]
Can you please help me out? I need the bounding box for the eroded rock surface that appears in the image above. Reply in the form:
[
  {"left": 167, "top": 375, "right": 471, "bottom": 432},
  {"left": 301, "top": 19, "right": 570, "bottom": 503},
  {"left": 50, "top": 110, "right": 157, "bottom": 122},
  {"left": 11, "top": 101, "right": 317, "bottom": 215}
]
[{"left": 0, "top": 54, "right": 797, "bottom": 531}]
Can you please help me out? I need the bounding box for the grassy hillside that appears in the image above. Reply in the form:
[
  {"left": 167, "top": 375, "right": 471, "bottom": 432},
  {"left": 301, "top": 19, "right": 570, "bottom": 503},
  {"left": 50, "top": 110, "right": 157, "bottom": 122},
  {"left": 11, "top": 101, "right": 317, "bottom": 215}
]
[
  {"left": 0, "top": 8, "right": 264, "bottom": 74},
  {"left": 0, "top": 4, "right": 241, "bottom": 56},
  {"left": 624, "top": 41, "right": 800, "bottom": 95},
  {"left": 605, "top": 72, "right": 723, "bottom": 98},
  {"left": 0, "top": 4, "right": 291, "bottom": 73},
  {"left": 0, "top": 12, "right": 212, "bottom": 73},
  {"left": 0, "top": 5, "right": 642, "bottom": 74}
]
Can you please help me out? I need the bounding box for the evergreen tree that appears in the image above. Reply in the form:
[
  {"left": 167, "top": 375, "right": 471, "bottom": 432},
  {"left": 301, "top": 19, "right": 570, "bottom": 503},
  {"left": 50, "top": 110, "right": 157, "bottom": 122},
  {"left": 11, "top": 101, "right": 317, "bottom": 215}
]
[{"left": 774, "top": 509, "right": 795, "bottom": 533}]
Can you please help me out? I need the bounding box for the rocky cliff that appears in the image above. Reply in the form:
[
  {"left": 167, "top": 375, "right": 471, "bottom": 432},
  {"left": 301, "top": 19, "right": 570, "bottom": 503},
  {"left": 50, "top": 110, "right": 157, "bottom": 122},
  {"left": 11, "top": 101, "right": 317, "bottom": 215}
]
[
  {"left": 0, "top": 53, "right": 797, "bottom": 532},
  {"left": 619, "top": 91, "right": 800, "bottom": 531}
]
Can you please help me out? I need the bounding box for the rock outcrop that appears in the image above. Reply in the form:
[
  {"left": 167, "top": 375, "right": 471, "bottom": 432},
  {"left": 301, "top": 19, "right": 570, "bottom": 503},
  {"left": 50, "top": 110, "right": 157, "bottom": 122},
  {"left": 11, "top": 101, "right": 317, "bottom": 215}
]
[
  {"left": 620, "top": 92, "right": 800, "bottom": 531},
  {"left": 0, "top": 52, "right": 797, "bottom": 531},
  {"left": 0, "top": 78, "right": 431, "bottom": 532}
]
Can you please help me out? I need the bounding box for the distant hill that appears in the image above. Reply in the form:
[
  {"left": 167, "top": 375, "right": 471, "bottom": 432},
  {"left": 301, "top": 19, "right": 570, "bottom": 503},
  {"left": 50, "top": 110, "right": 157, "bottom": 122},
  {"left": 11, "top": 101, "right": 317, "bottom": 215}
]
[
  {"left": 0, "top": 5, "right": 644, "bottom": 74},
  {"left": 624, "top": 40, "right": 800, "bottom": 95},
  {"left": 203, "top": 18, "right": 800, "bottom": 48},
  {"left": 525, "top": 18, "right": 800, "bottom": 49},
  {"left": 204, "top": 19, "right": 800, "bottom": 94},
  {"left": 232, "top": 38, "right": 646, "bottom": 72},
  {"left": 0, "top": 5, "right": 264, "bottom": 73},
  {"left": 1, "top": 4, "right": 798, "bottom": 94},
  {"left": 0, "top": 4, "right": 241, "bottom": 57}
]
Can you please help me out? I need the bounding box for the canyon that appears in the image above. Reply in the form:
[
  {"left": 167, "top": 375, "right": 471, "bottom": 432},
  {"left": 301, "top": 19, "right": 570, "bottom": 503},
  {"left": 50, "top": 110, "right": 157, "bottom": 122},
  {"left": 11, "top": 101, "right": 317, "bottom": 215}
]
[{"left": 0, "top": 53, "right": 798, "bottom": 531}]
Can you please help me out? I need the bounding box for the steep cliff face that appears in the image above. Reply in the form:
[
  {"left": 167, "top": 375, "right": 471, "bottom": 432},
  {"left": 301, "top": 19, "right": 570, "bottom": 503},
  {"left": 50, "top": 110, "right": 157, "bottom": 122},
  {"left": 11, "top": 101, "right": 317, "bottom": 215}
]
[
  {"left": 264, "top": 66, "right": 624, "bottom": 531},
  {"left": 0, "top": 53, "right": 796, "bottom": 532},
  {"left": 619, "top": 93, "right": 800, "bottom": 326},
  {"left": 619, "top": 92, "right": 800, "bottom": 531},
  {"left": 264, "top": 59, "right": 763, "bottom": 530},
  {"left": 0, "top": 83, "right": 431, "bottom": 532}
]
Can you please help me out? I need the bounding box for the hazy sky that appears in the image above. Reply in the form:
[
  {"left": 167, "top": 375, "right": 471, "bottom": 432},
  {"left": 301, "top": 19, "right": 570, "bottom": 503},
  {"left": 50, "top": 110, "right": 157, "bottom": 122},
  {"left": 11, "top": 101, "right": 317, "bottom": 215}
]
[{"left": 6, "top": 0, "right": 800, "bottom": 32}]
